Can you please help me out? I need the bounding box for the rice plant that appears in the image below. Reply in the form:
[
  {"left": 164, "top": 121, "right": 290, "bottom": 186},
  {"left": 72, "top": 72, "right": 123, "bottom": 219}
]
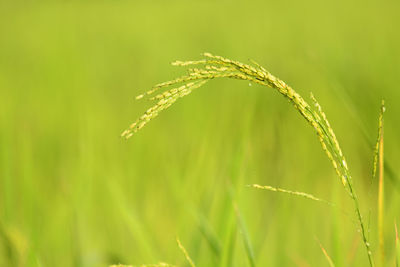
[{"left": 122, "top": 53, "right": 375, "bottom": 266}]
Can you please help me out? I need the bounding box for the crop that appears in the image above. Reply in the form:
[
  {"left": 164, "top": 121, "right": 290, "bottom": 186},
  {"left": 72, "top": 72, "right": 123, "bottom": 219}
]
[{"left": 121, "top": 53, "right": 386, "bottom": 266}]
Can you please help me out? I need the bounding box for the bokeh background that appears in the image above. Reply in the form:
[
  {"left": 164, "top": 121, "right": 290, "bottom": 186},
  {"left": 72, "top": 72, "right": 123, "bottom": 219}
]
[{"left": 1, "top": 0, "right": 399, "bottom": 266}]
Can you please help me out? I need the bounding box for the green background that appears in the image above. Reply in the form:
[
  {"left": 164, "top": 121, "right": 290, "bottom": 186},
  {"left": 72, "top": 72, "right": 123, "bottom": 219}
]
[{"left": 1, "top": 0, "right": 399, "bottom": 266}]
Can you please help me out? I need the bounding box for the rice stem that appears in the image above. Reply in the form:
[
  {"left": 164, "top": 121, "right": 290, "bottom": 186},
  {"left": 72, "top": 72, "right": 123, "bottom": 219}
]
[{"left": 378, "top": 101, "right": 385, "bottom": 266}]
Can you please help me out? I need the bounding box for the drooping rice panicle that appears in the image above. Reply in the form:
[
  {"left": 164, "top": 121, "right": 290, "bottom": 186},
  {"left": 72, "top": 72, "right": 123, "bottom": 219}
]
[
  {"left": 122, "top": 53, "right": 375, "bottom": 266},
  {"left": 249, "top": 184, "right": 331, "bottom": 205},
  {"left": 122, "top": 80, "right": 208, "bottom": 138},
  {"left": 310, "top": 93, "right": 349, "bottom": 187}
]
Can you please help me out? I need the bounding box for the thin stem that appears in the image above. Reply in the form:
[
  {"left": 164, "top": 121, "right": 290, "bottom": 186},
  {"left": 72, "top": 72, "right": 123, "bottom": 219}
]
[
  {"left": 378, "top": 105, "right": 385, "bottom": 266},
  {"left": 347, "top": 177, "right": 374, "bottom": 266}
]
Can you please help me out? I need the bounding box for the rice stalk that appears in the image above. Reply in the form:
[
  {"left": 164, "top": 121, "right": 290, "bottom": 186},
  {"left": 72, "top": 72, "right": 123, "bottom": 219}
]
[
  {"left": 316, "top": 238, "right": 335, "bottom": 267},
  {"left": 248, "top": 184, "right": 332, "bottom": 205},
  {"left": 122, "top": 53, "right": 374, "bottom": 266},
  {"left": 176, "top": 238, "right": 196, "bottom": 267},
  {"left": 395, "top": 223, "right": 400, "bottom": 267},
  {"left": 372, "top": 101, "right": 385, "bottom": 181},
  {"left": 376, "top": 101, "right": 385, "bottom": 266}
]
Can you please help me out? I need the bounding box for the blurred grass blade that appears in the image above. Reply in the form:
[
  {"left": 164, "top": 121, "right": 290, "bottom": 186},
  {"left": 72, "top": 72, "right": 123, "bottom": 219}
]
[
  {"left": 219, "top": 212, "right": 237, "bottom": 267},
  {"left": 176, "top": 238, "right": 196, "bottom": 267},
  {"left": 108, "top": 181, "right": 156, "bottom": 260},
  {"left": 316, "top": 238, "right": 335, "bottom": 267},
  {"left": 233, "top": 202, "right": 256, "bottom": 267},
  {"left": 218, "top": 172, "right": 241, "bottom": 267},
  {"left": 0, "top": 223, "right": 28, "bottom": 267},
  {"left": 197, "top": 213, "right": 222, "bottom": 259},
  {"left": 0, "top": 224, "right": 17, "bottom": 266}
]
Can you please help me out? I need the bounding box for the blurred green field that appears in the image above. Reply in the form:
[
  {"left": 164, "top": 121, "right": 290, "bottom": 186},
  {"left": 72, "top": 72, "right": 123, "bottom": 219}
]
[{"left": 1, "top": 0, "right": 400, "bottom": 266}]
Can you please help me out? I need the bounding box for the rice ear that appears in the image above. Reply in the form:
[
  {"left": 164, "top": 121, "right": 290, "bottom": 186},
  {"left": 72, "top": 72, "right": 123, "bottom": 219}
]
[{"left": 123, "top": 54, "right": 374, "bottom": 266}]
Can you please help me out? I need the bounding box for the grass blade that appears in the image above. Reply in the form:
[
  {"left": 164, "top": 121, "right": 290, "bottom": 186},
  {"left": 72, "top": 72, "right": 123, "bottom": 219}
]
[
  {"left": 218, "top": 210, "right": 237, "bottom": 267},
  {"left": 197, "top": 213, "right": 222, "bottom": 259},
  {"left": 233, "top": 202, "right": 256, "bottom": 267}
]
